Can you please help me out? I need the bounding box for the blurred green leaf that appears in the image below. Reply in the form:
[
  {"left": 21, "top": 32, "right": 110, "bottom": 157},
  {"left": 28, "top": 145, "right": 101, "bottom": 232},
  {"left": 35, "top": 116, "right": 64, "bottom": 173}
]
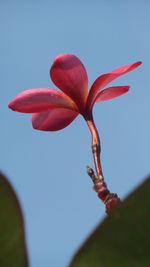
[
  {"left": 0, "top": 172, "right": 28, "bottom": 267},
  {"left": 70, "top": 177, "right": 150, "bottom": 267}
]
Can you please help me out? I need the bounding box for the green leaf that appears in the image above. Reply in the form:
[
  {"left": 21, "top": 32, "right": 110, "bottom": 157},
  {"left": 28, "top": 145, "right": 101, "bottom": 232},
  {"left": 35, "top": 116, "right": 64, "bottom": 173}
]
[
  {"left": 0, "top": 172, "right": 28, "bottom": 267},
  {"left": 70, "top": 177, "right": 150, "bottom": 267}
]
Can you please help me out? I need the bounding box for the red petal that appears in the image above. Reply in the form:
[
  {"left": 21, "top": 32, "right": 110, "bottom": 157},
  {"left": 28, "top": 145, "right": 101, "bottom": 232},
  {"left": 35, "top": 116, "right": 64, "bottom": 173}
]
[
  {"left": 87, "top": 61, "right": 142, "bottom": 109},
  {"left": 50, "top": 54, "right": 88, "bottom": 111},
  {"left": 32, "top": 108, "right": 79, "bottom": 131},
  {"left": 95, "top": 86, "right": 130, "bottom": 102},
  {"left": 8, "top": 88, "right": 78, "bottom": 113}
]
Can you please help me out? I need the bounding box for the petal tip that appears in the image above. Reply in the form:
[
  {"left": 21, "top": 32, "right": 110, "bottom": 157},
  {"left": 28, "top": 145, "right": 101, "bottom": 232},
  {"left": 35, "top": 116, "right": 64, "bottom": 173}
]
[
  {"left": 53, "top": 53, "right": 75, "bottom": 60},
  {"left": 136, "top": 61, "right": 142, "bottom": 66},
  {"left": 8, "top": 101, "right": 16, "bottom": 111},
  {"left": 8, "top": 102, "right": 12, "bottom": 109},
  {"left": 52, "top": 54, "right": 77, "bottom": 67},
  {"left": 125, "top": 85, "right": 130, "bottom": 90}
]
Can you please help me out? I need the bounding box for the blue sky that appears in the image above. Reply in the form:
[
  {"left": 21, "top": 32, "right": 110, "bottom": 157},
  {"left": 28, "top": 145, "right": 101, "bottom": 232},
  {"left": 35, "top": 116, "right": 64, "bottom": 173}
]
[{"left": 1, "top": 0, "right": 150, "bottom": 266}]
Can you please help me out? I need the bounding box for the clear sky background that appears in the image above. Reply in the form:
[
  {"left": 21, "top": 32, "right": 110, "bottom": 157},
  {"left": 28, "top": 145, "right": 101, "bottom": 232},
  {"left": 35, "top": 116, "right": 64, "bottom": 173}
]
[{"left": 1, "top": 0, "right": 150, "bottom": 266}]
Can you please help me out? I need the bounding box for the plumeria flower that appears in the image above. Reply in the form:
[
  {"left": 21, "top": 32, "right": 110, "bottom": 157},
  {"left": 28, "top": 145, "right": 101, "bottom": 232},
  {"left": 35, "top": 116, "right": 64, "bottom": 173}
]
[
  {"left": 8, "top": 54, "right": 141, "bottom": 131},
  {"left": 8, "top": 54, "right": 142, "bottom": 214}
]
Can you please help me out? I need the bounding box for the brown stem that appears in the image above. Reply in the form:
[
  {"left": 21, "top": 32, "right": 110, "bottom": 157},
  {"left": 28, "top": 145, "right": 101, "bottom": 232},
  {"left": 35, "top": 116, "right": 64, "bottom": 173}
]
[
  {"left": 85, "top": 114, "right": 121, "bottom": 214},
  {"left": 86, "top": 166, "right": 121, "bottom": 215}
]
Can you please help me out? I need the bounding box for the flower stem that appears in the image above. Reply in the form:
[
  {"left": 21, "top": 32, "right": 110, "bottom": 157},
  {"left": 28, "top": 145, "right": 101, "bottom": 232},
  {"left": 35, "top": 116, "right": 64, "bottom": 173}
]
[
  {"left": 86, "top": 116, "right": 103, "bottom": 180},
  {"left": 85, "top": 114, "right": 121, "bottom": 214}
]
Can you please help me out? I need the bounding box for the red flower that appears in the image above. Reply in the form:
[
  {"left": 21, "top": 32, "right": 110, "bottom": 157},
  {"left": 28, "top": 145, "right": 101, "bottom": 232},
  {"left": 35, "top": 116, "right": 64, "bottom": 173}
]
[
  {"left": 8, "top": 54, "right": 142, "bottom": 214},
  {"left": 8, "top": 54, "right": 142, "bottom": 131}
]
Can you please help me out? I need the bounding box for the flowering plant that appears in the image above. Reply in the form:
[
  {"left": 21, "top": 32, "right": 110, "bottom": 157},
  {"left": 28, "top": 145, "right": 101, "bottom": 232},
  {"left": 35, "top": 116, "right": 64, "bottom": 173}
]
[{"left": 8, "top": 54, "right": 142, "bottom": 214}]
